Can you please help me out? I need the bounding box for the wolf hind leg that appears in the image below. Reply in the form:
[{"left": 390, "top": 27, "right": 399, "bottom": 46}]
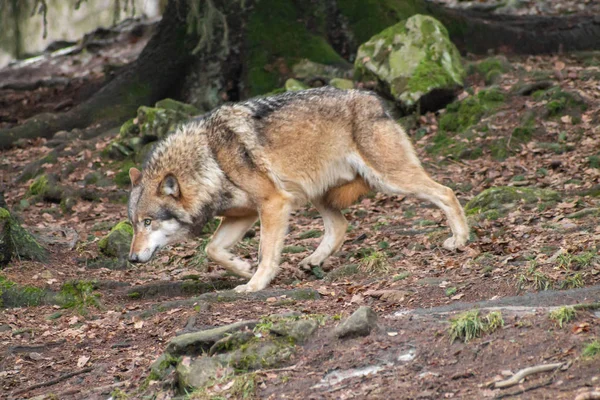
[
  {"left": 299, "top": 198, "right": 348, "bottom": 269},
  {"left": 206, "top": 214, "right": 258, "bottom": 279},
  {"left": 353, "top": 120, "right": 469, "bottom": 250}
]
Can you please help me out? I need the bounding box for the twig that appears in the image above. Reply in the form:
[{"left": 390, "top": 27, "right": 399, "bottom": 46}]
[
  {"left": 494, "top": 362, "right": 563, "bottom": 389},
  {"left": 13, "top": 367, "right": 93, "bottom": 396}
]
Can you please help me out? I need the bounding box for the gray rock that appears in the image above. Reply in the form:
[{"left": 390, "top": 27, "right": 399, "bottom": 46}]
[
  {"left": 270, "top": 319, "right": 318, "bottom": 343},
  {"left": 334, "top": 306, "right": 378, "bottom": 339},
  {"left": 354, "top": 15, "right": 464, "bottom": 109},
  {"left": 176, "top": 355, "right": 232, "bottom": 390},
  {"left": 166, "top": 320, "right": 257, "bottom": 356}
]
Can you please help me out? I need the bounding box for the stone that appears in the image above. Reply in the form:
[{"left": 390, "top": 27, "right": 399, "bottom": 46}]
[
  {"left": 97, "top": 221, "right": 133, "bottom": 258},
  {"left": 176, "top": 355, "right": 233, "bottom": 390},
  {"left": 334, "top": 306, "right": 378, "bottom": 339},
  {"left": 226, "top": 339, "right": 295, "bottom": 370},
  {"left": 166, "top": 320, "right": 258, "bottom": 356},
  {"left": 354, "top": 15, "right": 464, "bottom": 110},
  {"left": 270, "top": 319, "right": 318, "bottom": 343}
]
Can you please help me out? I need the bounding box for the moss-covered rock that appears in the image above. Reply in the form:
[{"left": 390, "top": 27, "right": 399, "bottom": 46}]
[
  {"left": 98, "top": 221, "right": 133, "bottom": 258},
  {"left": 354, "top": 15, "right": 464, "bottom": 109},
  {"left": 27, "top": 174, "right": 65, "bottom": 203},
  {"left": 0, "top": 208, "right": 48, "bottom": 266},
  {"left": 533, "top": 87, "right": 587, "bottom": 119},
  {"left": 292, "top": 59, "right": 352, "bottom": 81},
  {"left": 466, "top": 186, "right": 560, "bottom": 218},
  {"left": 285, "top": 78, "right": 309, "bottom": 91},
  {"left": 329, "top": 78, "right": 355, "bottom": 90},
  {"left": 0, "top": 275, "right": 50, "bottom": 308}
]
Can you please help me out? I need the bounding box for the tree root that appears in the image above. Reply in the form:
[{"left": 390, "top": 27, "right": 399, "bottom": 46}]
[
  {"left": 494, "top": 362, "right": 564, "bottom": 389},
  {"left": 12, "top": 367, "right": 93, "bottom": 396}
]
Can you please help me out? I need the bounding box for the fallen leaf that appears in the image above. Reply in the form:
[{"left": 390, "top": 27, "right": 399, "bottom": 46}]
[{"left": 77, "top": 355, "right": 90, "bottom": 368}]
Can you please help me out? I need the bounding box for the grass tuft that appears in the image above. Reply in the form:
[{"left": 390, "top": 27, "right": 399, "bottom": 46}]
[
  {"left": 359, "top": 251, "right": 390, "bottom": 274},
  {"left": 582, "top": 340, "right": 600, "bottom": 359},
  {"left": 549, "top": 306, "right": 576, "bottom": 328}
]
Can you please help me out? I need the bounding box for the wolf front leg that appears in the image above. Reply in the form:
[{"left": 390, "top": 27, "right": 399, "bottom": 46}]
[
  {"left": 206, "top": 214, "right": 258, "bottom": 279},
  {"left": 234, "top": 193, "right": 292, "bottom": 293}
]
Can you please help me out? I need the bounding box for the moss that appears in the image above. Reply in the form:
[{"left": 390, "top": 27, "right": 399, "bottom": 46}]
[
  {"left": 466, "top": 186, "right": 560, "bottom": 216},
  {"left": 119, "top": 118, "right": 139, "bottom": 139},
  {"left": 114, "top": 160, "right": 136, "bottom": 187},
  {"left": 282, "top": 245, "right": 307, "bottom": 254},
  {"left": 0, "top": 207, "right": 48, "bottom": 264},
  {"left": 58, "top": 280, "right": 101, "bottom": 313},
  {"left": 246, "top": 0, "right": 346, "bottom": 96},
  {"left": 27, "top": 175, "right": 49, "bottom": 197},
  {"left": 284, "top": 78, "right": 309, "bottom": 91},
  {"left": 0, "top": 275, "right": 49, "bottom": 308},
  {"left": 439, "top": 97, "right": 486, "bottom": 133},
  {"left": 298, "top": 229, "right": 322, "bottom": 239},
  {"left": 476, "top": 56, "right": 510, "bottom": 76},
  {"left": 98, "top": 221, "right": 133, "bottom": 258}
]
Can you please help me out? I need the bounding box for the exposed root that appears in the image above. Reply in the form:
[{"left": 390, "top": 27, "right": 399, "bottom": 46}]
[{"left": 494, "top": 362, "right": 563, "bottom": 389}]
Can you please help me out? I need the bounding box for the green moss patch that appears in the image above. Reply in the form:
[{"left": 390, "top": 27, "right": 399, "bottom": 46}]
[
  {"left": 466, "top": 186, "right": 560, "bottom": 219},
  {"left": 246, "top": 0, "right": 346, "bottom": 96},
  {"left": 0, "top": 207, "right": 48, "bottom": 265}
]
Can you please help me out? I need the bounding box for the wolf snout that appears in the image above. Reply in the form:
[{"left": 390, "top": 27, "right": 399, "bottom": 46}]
[{"left": 128, "top": 253, "right": 141, "bottom": 263}]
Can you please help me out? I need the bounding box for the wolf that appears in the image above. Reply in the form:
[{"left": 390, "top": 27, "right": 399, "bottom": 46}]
[{"left": 127, "top": 87, "right": 469, "bottom": 292}]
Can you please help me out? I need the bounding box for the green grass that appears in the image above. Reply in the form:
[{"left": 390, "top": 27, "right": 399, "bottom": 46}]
[
  {"left": 549, "top": 306, "right": 576, "bottom": 328},
  {"left": 560, "top": 273, "right": 584, "bottom": 289},
  {"left": 359, "top": 251, "right": 390, "bottom": 274},
  {"left": 449, "top": 310, "right": 486, "bottom": 343},
  {"left": 449, "top": 310, "right": 504, "bottom": 343},
  {"left": 582, "top": 340, "right": 600, "bottom": 359},
  {"left": 298, "top": 229, "right": 323, "bottom": 239}
]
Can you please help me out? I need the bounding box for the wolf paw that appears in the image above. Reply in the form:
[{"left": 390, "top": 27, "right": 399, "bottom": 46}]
[
  {"left": 299, "top": 256, "right": 323, "bottom": 269},
  {"left": 443, "top": 236, "right": 467, "bottom": 251},
  {"left": 234, "top": 283, "right": 260, "bottom": 293}
]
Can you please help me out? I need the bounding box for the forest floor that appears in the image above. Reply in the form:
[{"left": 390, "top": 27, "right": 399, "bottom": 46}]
[{"left": 1, "top": 19, "right": 600, "bottom": 400}]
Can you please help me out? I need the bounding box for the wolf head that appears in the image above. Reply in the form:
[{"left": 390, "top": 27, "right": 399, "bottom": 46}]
[{"left": 127, "top": 167, "right": 196, "bottom": 263}]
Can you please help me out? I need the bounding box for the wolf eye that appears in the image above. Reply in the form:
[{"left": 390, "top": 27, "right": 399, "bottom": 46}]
[{"left": 143, "top": 219, "right": 152, "bottom": 227}]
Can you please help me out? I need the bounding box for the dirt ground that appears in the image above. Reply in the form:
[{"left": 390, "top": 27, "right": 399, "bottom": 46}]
[{"left": 1, "top": 19, "right": 600, "bottom": 400}]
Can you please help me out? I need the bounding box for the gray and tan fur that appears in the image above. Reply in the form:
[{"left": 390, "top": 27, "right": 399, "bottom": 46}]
[{"left": 128, "top": 87, "right": 469, "bottom": 292}]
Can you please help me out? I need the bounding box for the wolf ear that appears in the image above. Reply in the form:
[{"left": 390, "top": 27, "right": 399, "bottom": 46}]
[
  {"left": 129, "top": 167, "right": 142, "bottom": 186},
  {"left": 160, "top": 174, "right": 180, "bottom": 198}
]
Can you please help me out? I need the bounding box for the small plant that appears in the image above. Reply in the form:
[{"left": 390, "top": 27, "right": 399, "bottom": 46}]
[
  {"left": 449, "top": 310, "right": 486, "bottom": 343},
  {"left": 532, "top": 271, "right": 552, "bottom": 291},
  {"left": 231, "top": 373, "right": 258, "bottom": 399},
  {"left": 560, "top": 273, "right": 584, "bottom": 289},
  {"left": 549, "top": 306, "right": 576, "bottom": 328},
  {"left": 449, "top": 310, "right": 505, "bottom": 343},
  {"left": 485, "top": 311, "right": 504, "bottom": 332},
  {"left": 359, "top": 251, "right": 390, "bottom": 274},
  {"left": 557, "top": 252, "right": 573, "bottom": 270},
  {"left": 572, "top": 252, "right": 596, "bottom": 269},
  {"left": 582, "top": 340, "right": 600, "bottom": 359},
  {"left": 446, "top": 287, "right": 457, "bottom": 297}
]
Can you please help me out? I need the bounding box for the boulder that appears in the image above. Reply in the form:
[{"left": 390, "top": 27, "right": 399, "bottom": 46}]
[
  {"left": 334, "top": 306, "right": 379, "bottom": 339},
  {"left": 355, "top": 15, "right": 464, "bottom": 111}
]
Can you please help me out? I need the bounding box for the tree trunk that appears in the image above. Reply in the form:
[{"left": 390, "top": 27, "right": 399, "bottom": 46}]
[{"left": 0, "top": 0, "right": 599, "bottom": 150}]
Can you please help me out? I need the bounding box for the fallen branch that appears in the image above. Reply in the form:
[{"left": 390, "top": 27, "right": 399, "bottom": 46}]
[
  {"left": 12, "top": 367, "right": 93, "bottom": 396},
  {"left": 494, "top": 363, "right": 563, "bottom": 389},
  {"left": 255, "top": 363, "right": 301, "bottom": 375}
]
